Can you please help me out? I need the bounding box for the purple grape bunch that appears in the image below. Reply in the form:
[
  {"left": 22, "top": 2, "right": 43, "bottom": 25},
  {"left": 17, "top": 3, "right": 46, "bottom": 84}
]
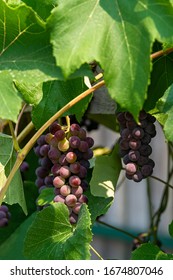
[
  {"left": 34, "top": 121, "right": 94, "bottom": 224},
  {"left": 117, "top": 110, "right": 156, "bottom": 182},
  {"left": 0, "top": 205, "right": 11, "bottom": 227}
]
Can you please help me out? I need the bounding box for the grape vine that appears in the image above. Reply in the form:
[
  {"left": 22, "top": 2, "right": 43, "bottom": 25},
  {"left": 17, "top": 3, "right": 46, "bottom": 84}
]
[{"left": 1, "top": 0, "right": 173, "bottom": 262}]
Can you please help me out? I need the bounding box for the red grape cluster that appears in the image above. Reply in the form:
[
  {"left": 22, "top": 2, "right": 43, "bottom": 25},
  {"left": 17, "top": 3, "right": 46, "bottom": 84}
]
[
  {"left": 117, "top": 110, "right": 156, "bottom": 182},
  {"left": 34, "top": 121, "right": 94, "bottom": 224},
  {"left": 0, "top": 205, "right": 11, "bottom": 227}
]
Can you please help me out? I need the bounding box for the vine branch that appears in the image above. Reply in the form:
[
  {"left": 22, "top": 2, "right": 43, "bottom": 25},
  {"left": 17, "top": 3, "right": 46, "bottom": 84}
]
[
  {"left": 8, "top": 120, "right": 20, "bottom": 152},
  {"left": 97, "top": 220, "right": 143, "bottom": 244},
  {"left": 89, "top": 245, "right": 104, "bottom": 260},
  {"left": 150, "top": 47, "right": 173, "bottom": 60},
  {"left": 150, "top": 143, "right": 173, "bottom": 243},
  {"left": 17, "top": 121, "right": 35, "bottom": 144},
  {"left": 150, "top": 175, "right": 173, "bottom": 189},
  {"left": 14, "top": 103, "right": 27, "bottom": 136}
]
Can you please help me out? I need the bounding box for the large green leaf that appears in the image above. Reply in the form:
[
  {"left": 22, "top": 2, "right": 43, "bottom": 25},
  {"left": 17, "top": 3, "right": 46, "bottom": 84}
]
[
  {"left": 0, "top": 0, "right": 62, "bottom": 121},
  {"left": 24, "top": 203, "right": 92, "bottom": 260},
  {"left": 0, "top": 1, "right": 61, "bottom": 82},
  {"left": 156, "top": 84, "right": 173, "bottom": 141},
  {"left": 48, "top": 0, "right": 173, "bottom": 118},
  {"left": 32, "top": 78, "right": 91, "bottom": 129},
  {"left": 131, "top": 243, "right": 173, "bottom": 260},
  {"left": 90, "top": 143, "right": 121, "bottom": 198}
]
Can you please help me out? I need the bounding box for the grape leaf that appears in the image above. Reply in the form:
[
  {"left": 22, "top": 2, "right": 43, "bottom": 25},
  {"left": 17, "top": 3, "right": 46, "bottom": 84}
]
[
  {"left": 22, "top": 0, "right": 58, "bottom": 21},
  {"left": 48, "top": 0, "right": 173, "bottom": 118},
  {"left": 87, "top": 192, "right": 113, "bottom": 224},
  {"left": 156, "top": 84, "right": 173, "bottom": 141},
  {"left": 131, "top": 243, "right": 173, "bottom": 260},
  {"left": 0, "top": 72, "right": 23, "bottom": 122},
  {"left": 37, "top": 188, "right": 54, "bottom": 206},
  {"left": 6, "top": 0, "right": 22, "bottom": 6},
  {"left": 0, "top": 133, "right": 13, "bottom": 192},
  {"left": 156, "top": 252, "right": 173, "bottom": 260},
  {"left": 32, "top": 78, "right": 91, "bottom": 129},
  {"left": 24, "top": 203, "right": 92, "bottom": 260},
  {"left": 3, "top": 150, "right": 27, "bottom": 215},
  {"left": 90, "top": 143, "right": 121, "bottom": 198},
  {"left": 14, "top": 81, "right": 43, "bottom": 105},
  {"left": 144, "top": 52, "right": 173, "bottom": 112},
  {"left": 0, "top": 0, "right": 62, "bottom": 121}
]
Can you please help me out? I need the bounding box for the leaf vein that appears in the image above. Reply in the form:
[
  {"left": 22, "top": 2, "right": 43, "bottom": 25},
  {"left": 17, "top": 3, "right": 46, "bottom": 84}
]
[{"left": 115, "top": 0, "right": 134, "bottom": 81}]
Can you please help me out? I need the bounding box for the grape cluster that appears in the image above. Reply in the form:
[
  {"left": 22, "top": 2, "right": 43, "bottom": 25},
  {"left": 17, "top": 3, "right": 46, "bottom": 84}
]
[
  {"left": 34, "top": 121, "right": 94, "bottom": 224},
  {"left": 0, "top": 205, "right": 11, "bottom": 227},
  {"left": 117, "top": 110, "right": 156, "bottom": 182}
]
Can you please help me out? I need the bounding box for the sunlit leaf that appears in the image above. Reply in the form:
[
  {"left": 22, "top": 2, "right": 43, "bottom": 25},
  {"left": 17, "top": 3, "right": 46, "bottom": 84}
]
[
  {"left": 90, "top": 143, "right": 121, "bottom": 198},
  {"left": 131, "top": 243, "right": 173, "bottom": 260},
  {"left": 156, "top": 84, "right": 173, "bottom": 141},
  {"left": 24, "top": 203, "right": 92, "bottom": 260},
  {"left": 48, "top": 0, "right": 173, "bottom": 118}
]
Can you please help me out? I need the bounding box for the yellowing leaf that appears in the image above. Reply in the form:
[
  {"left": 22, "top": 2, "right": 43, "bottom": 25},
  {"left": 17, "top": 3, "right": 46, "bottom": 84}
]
[{"left": 90, "top": 143, "right": 121, "bottom": 198}]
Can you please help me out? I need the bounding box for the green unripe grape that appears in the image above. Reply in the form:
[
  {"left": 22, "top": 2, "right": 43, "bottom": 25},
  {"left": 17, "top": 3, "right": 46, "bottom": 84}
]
[{"left": 58, "top": 138, "right": 69, "bottom": 152}]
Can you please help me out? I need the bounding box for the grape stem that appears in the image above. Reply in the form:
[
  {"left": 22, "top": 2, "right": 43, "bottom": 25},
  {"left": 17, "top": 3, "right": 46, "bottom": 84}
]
[
  {"left": 97, "top": 220, "right": 143, "bottom": 244},
  {"left": 17, "top": 121, "right": 35, "bottom": 144},
  {"left": 150, "top": 175, "right": 173, "bottom": 189},
  {"left": 89, "top": 244, "right": 104, "bottom": 260},
  {"left": 146, "top": 178, "right": 154, "bottom": 237},
  {"left": 65, "top": 116, "right": 71, "bottom": 132},
  {"left": 14, "top": 103, "right": 27, "bottom": 136},
  {"left": 150, "top": 47, "right": 173, "bottom": 60},
  {"left": 0, "top": 80, "right": 105, "bottom": 205},
  {"left": 150, "top": 143, "right": 172, "bottom": 243},
  {"left": 8, "top": 121, "right": 21, "bottom": 152}
]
